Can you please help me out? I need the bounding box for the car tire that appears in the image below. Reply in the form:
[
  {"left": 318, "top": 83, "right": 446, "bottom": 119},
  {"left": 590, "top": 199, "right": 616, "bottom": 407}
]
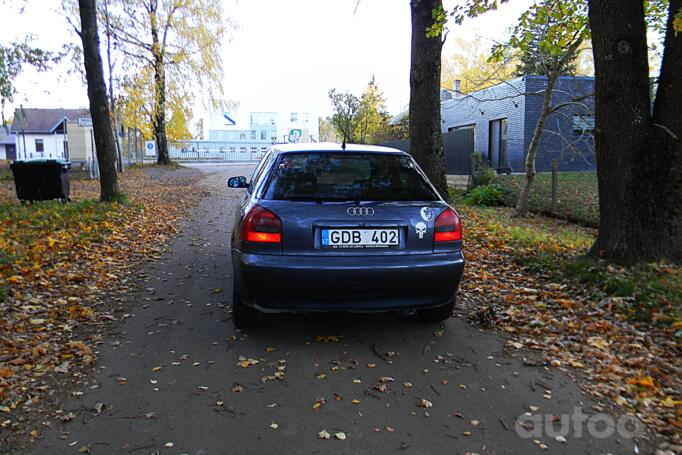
[
  {"left": 418, "top": 299, "right": 455, "bottom": 322},
  {"left": 232, "top": 286, "right": 262, "bottom": 328}
]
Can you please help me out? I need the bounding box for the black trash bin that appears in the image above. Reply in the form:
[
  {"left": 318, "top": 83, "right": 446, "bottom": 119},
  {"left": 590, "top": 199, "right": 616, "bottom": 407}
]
[{"left": 10, "top": 159, "right": 71, "bottom": 202}]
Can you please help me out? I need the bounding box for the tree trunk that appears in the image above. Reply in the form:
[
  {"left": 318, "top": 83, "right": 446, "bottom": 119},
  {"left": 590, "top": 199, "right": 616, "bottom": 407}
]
[
  {"left": 409, "top": 0, "right": 448, "bottom": 197},
  {"left": 515, "top": 72, "right": 560, "bottom": 215},
  {"left": 149, "top": 4, "right": 170, "bottom": 165},
  {"left": 588, "top": 0, "right": 682, "bottom": 264},
  {"left": 78, "top": 0, "right": 120, "bottom": 201},
  {"left": 103, "top": 0, "right": 123, "bottom": 172}
]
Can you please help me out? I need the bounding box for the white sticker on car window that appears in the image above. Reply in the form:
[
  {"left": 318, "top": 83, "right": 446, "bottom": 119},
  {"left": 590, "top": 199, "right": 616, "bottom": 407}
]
[
  {"left": 415, "top": 222, "right": 427, "bottom": 239},
  {"left": 420, "top": 207, "right": 434, "bottom": 221}
]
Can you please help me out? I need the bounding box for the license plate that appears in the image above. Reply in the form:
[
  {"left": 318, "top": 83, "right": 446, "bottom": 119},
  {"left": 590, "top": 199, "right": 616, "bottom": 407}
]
[{"left": 321, "top": 228, "right": 399, "bottom": 249}]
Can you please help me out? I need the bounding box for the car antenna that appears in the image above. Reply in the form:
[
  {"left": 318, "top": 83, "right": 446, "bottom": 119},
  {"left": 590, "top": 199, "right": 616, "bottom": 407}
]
[{"left": 341, "top": 130, "right": 347, "bottom": 151}]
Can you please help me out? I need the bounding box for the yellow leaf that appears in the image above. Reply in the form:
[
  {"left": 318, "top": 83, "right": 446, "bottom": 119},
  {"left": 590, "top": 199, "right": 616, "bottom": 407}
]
[
  {"left": 314, "top": 335, "right": 342, "bottom": 343},
  {"left": 627, "top": 375, "right": 655, "bottom": 390},
  {"left": 660, "top": 396, "right": 681, "bottom": 408},
  {"left": 237, "top": 359, "right": 258, "bottom": 368},
  {"left": 0, "top": 368, "right": 13, "bottom": 378},
  {"left": 351, "top": 399, "right": 361, "bottom": 405}
]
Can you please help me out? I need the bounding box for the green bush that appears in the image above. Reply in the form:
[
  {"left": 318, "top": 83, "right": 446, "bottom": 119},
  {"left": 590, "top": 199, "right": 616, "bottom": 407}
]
[
  {"left": 470, "top": 152, "right": 497, "bottom": 187},
  {"left": 464, "top": 184, "right": 505, "bottom": 206}
]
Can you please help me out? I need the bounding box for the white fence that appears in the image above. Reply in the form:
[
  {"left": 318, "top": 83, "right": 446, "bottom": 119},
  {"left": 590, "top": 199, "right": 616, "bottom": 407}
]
[{"left": 169, "top": 141, "right": 269, "bottom": 162}]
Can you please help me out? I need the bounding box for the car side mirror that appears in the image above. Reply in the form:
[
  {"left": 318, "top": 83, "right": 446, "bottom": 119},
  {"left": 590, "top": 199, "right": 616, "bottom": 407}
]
[{"left": 227, "top": 176, "right": 248, "bottom": 188}]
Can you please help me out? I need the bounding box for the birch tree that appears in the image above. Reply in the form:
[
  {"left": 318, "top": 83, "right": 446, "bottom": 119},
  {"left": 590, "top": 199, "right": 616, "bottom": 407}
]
[
  {"left": 106, "top": 0, "right": 228, "bottom": 164},
  {"left": 491, "top": 0, "right": 588, "bottom": 216}
]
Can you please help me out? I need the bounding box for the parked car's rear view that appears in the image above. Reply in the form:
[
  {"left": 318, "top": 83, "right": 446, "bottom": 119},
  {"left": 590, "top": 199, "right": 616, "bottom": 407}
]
[{"left": 228, "top": 143, "right": 464, "bottom": 327}]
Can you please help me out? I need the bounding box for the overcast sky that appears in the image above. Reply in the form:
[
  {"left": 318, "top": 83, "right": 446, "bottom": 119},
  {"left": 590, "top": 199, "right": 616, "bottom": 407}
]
[{"left": 1, "top": 0, "right": 533, "bottom": 121}]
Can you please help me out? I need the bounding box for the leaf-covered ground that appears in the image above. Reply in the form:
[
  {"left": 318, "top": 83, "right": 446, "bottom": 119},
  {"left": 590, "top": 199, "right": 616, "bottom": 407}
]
[
  {"left": 1, "top": 165, "right": 679, "bottom": 452},
  {"left": 456, "top": 202, "right": 681, "bottom": 450},
  {"left": 497, "top": 171, "right": 599, "bottom": 227},
  {"left": 0, "top": 165, "right": 205, "bottom": 445}
]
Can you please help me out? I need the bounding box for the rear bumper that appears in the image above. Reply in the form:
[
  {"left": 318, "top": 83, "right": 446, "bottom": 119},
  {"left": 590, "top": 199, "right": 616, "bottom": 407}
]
[{"left": 233, "top": 251, "right": 465, "bottom": 312}]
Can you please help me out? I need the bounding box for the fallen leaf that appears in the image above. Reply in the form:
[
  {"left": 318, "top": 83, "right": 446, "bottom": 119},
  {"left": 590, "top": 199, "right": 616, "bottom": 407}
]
[
  {"left": 231, "top": 384, "right": 244, "bottom": 393},
  {"left": 314, "top": 335, "right": 342, "bottom": 343},
  {"left": 237, "top": 358, "right": 259, "bottom": 368},
  {"left": 418, "top": 398, "right": 433, "bottom": 409}
]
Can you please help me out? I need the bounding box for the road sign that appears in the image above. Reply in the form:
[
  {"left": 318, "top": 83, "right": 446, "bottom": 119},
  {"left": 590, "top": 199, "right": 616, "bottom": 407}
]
[
  {"left": 145, "top": 140, "right": 157, "bottom": 157},
  {"left": 289, "top": 129, "right": 302, "bottom": 143}
]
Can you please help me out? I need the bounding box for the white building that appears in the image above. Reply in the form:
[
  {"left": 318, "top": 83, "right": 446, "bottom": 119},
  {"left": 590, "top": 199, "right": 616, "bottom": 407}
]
[
  {"left": 11, "top": 108, "right": 92, "bottom": 161},
  {"left": 0, "top": 127, "right": 15, "bottom": 160},
  {"left": 205, "top": 108, "right": 319, "bottom": 144}
]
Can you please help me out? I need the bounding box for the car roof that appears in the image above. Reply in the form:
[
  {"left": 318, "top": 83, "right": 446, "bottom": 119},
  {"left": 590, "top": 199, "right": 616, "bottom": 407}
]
[{"left": 270, "top": 142, "right": 407, "bottom": 155}]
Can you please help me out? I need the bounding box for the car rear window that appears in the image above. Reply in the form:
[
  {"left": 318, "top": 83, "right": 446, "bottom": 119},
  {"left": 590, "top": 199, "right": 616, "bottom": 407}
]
[{"left": 262, "top": 152, "right": 439, "bottom": 201}]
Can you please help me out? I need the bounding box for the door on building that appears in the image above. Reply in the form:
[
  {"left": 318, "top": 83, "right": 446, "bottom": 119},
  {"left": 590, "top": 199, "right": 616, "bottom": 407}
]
[
  {"left": 488, "top": 118, "right": 508, "bottom": 172},
  {"left": 6, "top": 144, "right": 16, "bottom": 161}
]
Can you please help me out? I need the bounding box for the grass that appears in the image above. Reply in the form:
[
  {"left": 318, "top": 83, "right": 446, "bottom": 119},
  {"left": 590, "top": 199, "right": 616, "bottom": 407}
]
[
  {"left": 521, "top": 253, "right": 682, "bottom": 326},
  {"left": 0, "top": 199, "right": 135, "bottom": 303},
  {"left": 451, "top": 189, "right": 681, "bottom": 327},
  {"left": 0, "top": 199, "right": 134, "bottom": 263},
  {"left": 496, "top": 171, "right": 599, "bottom": 227},
  {"left": 0, "top": 161, "right": 12, "bottom": 181}
]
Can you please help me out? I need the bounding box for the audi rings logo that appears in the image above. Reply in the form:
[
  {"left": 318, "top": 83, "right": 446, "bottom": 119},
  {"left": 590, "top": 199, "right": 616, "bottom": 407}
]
[{"left": 347, "top": 207, "right": 375, "bottom": 216}]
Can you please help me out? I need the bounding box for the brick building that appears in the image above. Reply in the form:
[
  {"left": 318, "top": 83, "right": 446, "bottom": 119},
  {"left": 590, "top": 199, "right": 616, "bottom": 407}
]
[{"left": 440, "top": 76, "right": 596, "bottom": 173}]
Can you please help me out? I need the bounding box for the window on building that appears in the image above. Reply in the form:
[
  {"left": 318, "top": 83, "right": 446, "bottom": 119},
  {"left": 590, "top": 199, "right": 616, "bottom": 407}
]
[
  {"left": 250, "top": 146, "right": 258, "bottom": 153},
  {"left": 572, "top": 115, "right": 595, "bottom": 135},
  {"left": 230, "top": 147, "right": 236, "bottom": 153},
  {"left": 290, "top": 112, "right": 298, "bottom": 123},
  {"left": 240, "top": 147, "right": 247, "bottom": 153},
  {"left": 261, "top": 130, "right": 267, "bottom": 140},
  {"left": 35, "top": 139, "right": 44, "bottom": 153},
  {"left": 239, "top": 132, "right": 246, "bottom": 140},
  {"left": 261, "top": 147, "right": 268, "bottom": 153},
  {"left": 250, "top": 130, "right": 257, "bottom": 140}
]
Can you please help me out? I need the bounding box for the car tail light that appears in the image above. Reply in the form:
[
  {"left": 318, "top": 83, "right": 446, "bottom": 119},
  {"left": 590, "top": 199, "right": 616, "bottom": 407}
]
[
  {"left": 434, "top": 208, "right": 462, "bottom": 242},
  {"left": 242, "top": 205, "right": 282, "bottom": 243}
]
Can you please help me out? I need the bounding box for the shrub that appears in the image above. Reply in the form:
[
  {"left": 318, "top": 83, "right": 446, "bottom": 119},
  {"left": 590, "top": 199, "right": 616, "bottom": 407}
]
[
  {"left": 464, "top": 184, "right": 505, "bottom": 206},
  {"left": 470, "top": 152, "right": 497, "bottom": 187}
]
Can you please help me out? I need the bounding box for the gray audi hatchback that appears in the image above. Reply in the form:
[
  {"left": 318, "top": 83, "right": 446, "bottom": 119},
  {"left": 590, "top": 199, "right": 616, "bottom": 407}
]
[{"left": 227, "top": 143, "right": 464, "bottom": 327}]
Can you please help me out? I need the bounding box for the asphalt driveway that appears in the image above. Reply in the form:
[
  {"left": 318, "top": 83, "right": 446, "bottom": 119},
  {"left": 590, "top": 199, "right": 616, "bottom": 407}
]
[{"left": 26, "top": 164, "right": 640, "bottom": 455}]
